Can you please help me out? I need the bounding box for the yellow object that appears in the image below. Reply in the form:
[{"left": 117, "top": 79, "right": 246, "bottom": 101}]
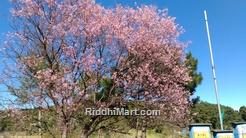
[
  {"left": 194, "top": 131, "right": 210, "bottom": 138},
  {"left": 243, "top": 133, "right": 246, "bottom": 138}
]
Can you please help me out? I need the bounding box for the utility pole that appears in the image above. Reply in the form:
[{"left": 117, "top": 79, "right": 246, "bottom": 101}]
[{"left": 204, "top": 10, "right": 224, "bottom": 130}]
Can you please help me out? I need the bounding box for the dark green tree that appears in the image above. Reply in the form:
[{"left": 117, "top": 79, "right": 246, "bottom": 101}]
[
  {"left": 192, "top": 101, "right": 241, "bottom": 129},
  {"left": 239, "top": 106, "right": 246, "bottom": 121},
  {"left": 96, "top": 78, "right": 123, "bottom": 102},
  {"left": 185, "top": 52, "right": 203, "bottom": 105}
]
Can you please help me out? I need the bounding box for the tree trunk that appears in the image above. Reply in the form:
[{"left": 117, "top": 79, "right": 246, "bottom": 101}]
[
  {"left": 80, "top": 132, "right": 89, "bottom": 138},
  {"left": 98, "top": 128, "right": 102, "bottom": 138},
  {"left": 135, "top": 118, "right": 139, "bottom": 138},
  {"left": 80, "top": 126, "right": 90, "bottom": 138},
  {"left": 61, "top": 122, "right": 69, "bottom": 138},
  {"left": 140, "top": 118, "right": 147, "bottom": 138},
  {"left": 61, "top": 125, "right": 68, "bottom": 138}
]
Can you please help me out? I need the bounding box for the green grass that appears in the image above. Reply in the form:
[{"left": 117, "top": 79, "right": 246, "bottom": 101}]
[
  {"left": 0, "top": 129, "right": 188, "bottom": 138},
  {"left": 89, "top": 129, "right": 182, "bottom": 138}
]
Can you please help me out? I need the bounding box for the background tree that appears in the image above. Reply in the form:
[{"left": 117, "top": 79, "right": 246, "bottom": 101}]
[
  {"left": 185, "top": 52, "right": 203, "bottom": 105},
  {"left": 192, "top": 101, "right": 241, "bottom": 129},
  {"left": 239, "top": 106, "right": 246, "bottom": 121}
]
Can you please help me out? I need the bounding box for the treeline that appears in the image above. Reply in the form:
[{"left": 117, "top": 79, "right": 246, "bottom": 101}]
[
  {"left": 191, "top": 101, "right": 246, "bottom": 130},
  {"left": 2, "top": 101, "right": 246, "bottom": 136},
  {"left": 0, "top": 107, "right": 183, "bottom": 137}
]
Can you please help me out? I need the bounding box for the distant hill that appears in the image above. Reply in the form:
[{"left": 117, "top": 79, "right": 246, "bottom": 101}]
[{"left": 191, "top": 101, "right": 242, "bottom": 130}]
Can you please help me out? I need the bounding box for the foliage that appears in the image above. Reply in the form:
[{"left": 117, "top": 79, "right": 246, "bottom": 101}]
[
  {"left": 239, "top": 106, "right": 246, "bottom": 121},
  {"left": 191, "top": 101, "right": 241, "bottom": 129},
  {"left": 185, "top": 52, "right": 203, "bottom": 105},
  {"left": 0, "top": 111, "right": 14, "bottom": 132}
]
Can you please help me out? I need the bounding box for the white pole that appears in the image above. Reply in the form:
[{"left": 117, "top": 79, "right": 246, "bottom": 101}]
[{"left": 204, "top": 10, "right": 224, "bottom": 130}]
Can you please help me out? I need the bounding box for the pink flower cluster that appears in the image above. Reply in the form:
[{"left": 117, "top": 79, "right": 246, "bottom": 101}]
[{"left": 10, "top": 0, "right": 191, "bottom": 122}]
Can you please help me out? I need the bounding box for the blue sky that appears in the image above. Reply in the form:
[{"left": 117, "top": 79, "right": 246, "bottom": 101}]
[{"left": 1, "top": 0, "right": 246, "bottom": 110}]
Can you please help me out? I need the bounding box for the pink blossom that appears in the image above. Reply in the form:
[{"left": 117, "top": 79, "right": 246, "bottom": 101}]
[{"left": 8, "top": 0, "right": 192, "bottom": 128}]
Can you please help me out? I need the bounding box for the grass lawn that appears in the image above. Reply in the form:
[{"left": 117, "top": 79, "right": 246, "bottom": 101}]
[{"left": 0, "top": 129, "right": 187, "bottom": 138}]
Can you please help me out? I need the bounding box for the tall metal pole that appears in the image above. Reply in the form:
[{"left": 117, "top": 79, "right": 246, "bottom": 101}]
[{"left": 204, "top": 10, "right": 224, "bottom": 130}]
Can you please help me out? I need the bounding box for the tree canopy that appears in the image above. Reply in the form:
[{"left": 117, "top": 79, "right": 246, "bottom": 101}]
[
  {"left": 239, "top": 106, "right": 246, "bottom": 121},
  {"left": 1, "top": 0, "right": 193, "bottom": 137}
]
